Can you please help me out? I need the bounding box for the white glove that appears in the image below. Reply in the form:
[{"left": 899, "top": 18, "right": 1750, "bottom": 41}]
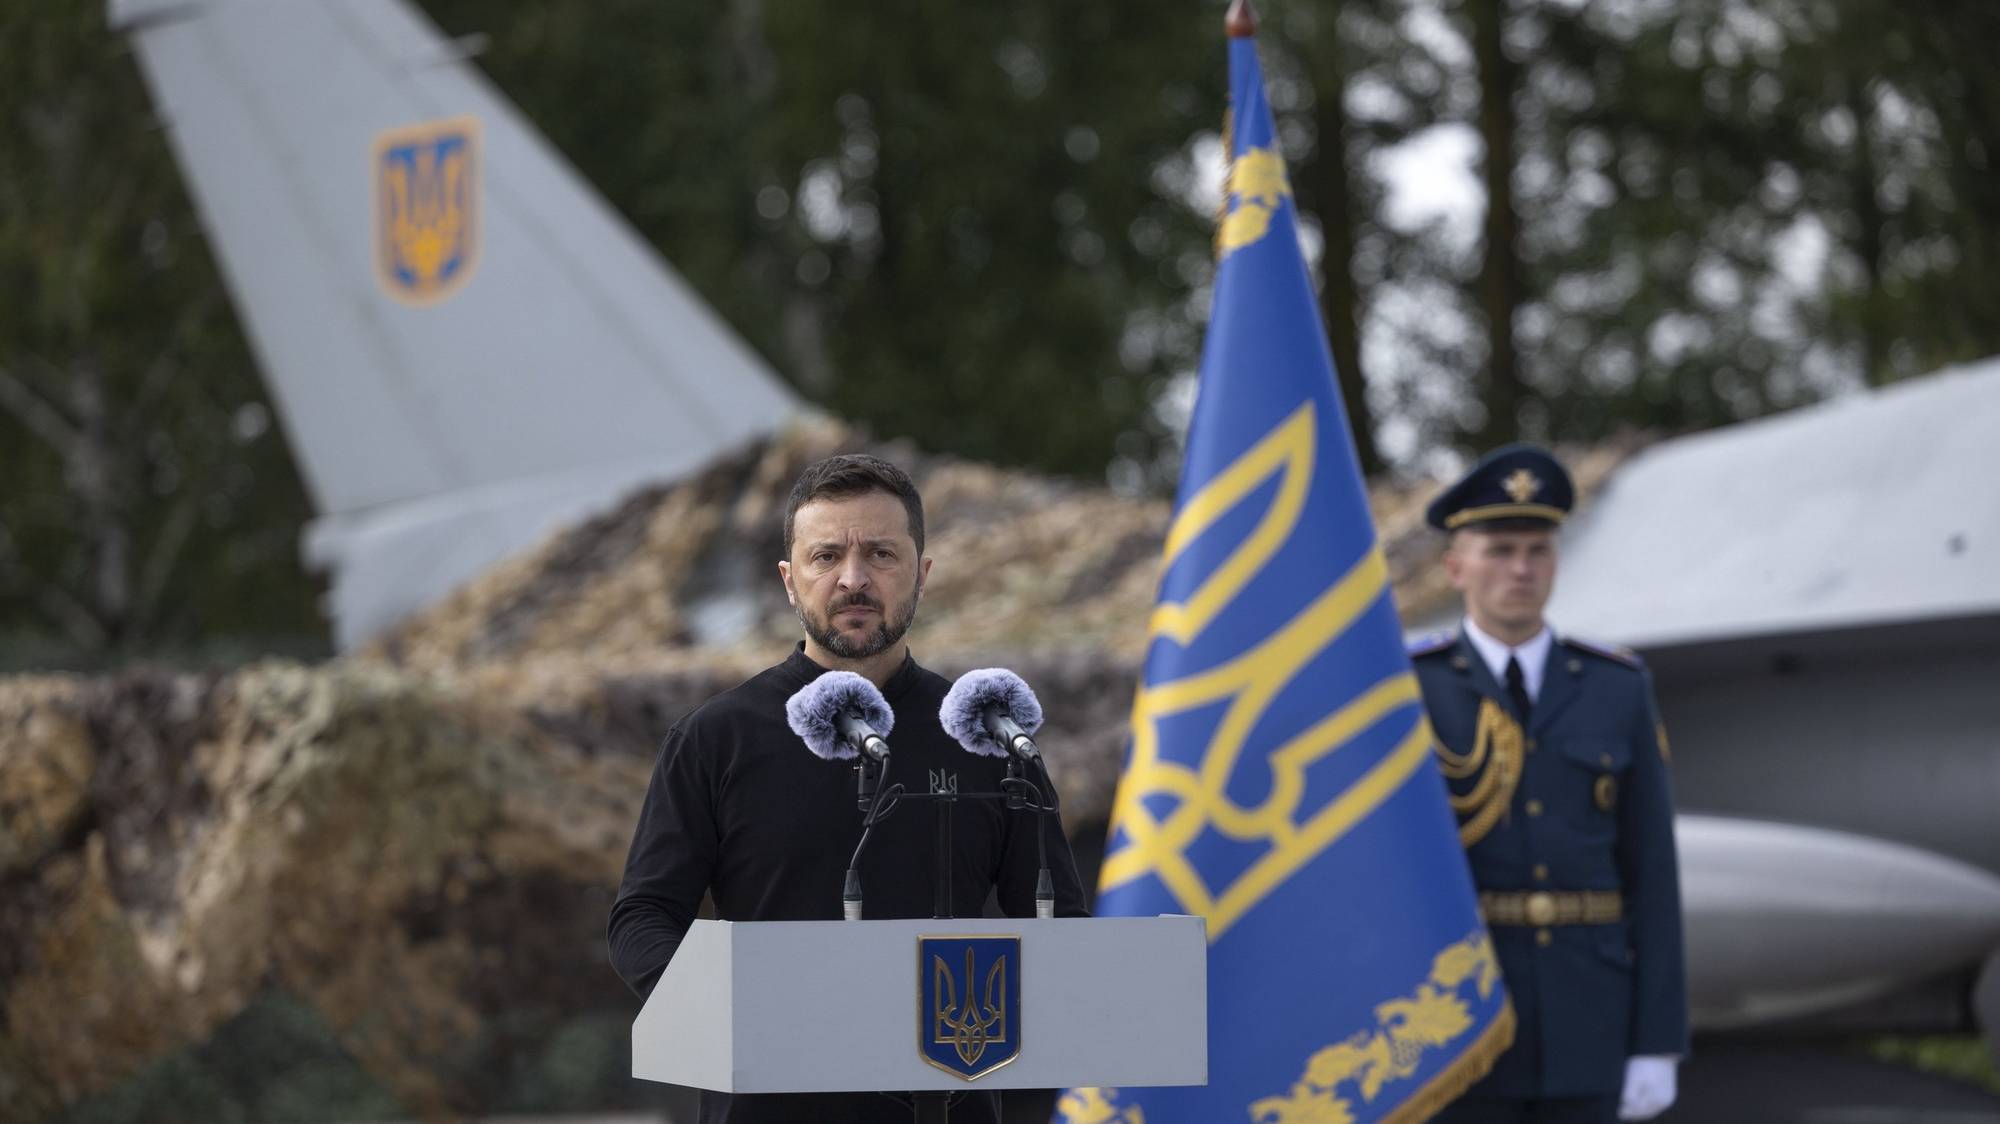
[{"left": 1618, "top": 1054, "right": 1678, "bottom": 1120}]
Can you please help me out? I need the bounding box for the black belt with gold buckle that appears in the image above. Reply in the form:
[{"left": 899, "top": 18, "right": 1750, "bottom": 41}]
[{"left": 1479, "top": 890, "right": 1623, "bottom": 927}]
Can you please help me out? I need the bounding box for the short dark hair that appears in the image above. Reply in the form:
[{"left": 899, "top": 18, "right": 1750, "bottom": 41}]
[{"left": 783, "top": 454, "right": 925, "bottom": 559}]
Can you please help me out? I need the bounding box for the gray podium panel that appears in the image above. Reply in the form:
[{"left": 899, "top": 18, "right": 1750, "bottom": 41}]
[{"left": 634, "top": 915, "right": 1207, "bottom": 1093}]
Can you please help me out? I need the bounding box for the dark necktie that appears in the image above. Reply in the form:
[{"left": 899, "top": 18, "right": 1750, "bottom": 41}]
[{"left": 1505, "top": 655, "right": 1533, "bottom": 724}]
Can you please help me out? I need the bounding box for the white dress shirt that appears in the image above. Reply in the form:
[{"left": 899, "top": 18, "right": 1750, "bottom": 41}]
[{"left": 1461, "top": 617, "right": 1553, "bottom": 702}]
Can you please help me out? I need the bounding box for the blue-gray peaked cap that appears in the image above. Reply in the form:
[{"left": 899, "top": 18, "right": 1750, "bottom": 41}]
[{"left": 1425, "top": 443, "right": 1575, "bottom": 531}]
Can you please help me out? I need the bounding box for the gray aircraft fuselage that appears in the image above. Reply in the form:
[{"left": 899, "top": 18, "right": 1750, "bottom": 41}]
[{"left": 1656, "top": 615, "right": 2000, "bottom": 877}]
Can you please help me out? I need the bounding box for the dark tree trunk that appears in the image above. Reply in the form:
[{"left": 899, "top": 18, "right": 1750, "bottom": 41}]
[
  {"left": 1305, "top": 24, "right": 1384, "bottom": 476},
  {"left": 1847, "top": 82, "right": 1890, "bottom": 387},
  {"left": 1471, "top": 0, "right": 1525, "bottom": 447}
]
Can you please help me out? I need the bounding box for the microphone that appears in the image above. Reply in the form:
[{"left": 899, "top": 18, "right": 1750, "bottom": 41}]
[
  {"left": 786, "top": 671, "right": 897, "bottom": 921},
  {"left": 941, "top": 668, "right": 1058, "bottom": 918},
  {"left": 938, "top": 668, "right": 1043, "bottom": 761},
  {"left": 786, "top": 671, "right": 894, "bottom": 762}
]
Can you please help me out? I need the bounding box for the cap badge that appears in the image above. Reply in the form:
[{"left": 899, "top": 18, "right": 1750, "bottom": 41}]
[{"left": 1502, "top": 469, "right": 1543, "bottom": 504}]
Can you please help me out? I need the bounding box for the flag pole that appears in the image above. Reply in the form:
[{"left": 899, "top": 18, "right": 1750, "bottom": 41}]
[{"left": 1216, "top": 0, "right": 1257, "bottom": 258}]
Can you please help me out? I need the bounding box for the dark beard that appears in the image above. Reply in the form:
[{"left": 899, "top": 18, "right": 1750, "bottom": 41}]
[{"left": 797, "top": 586, "right": 920, "bottom": 659}]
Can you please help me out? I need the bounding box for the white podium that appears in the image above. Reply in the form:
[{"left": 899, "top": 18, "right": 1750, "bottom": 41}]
[{"left": 633, "top": 915, "right": 1207, "bottom": 1094}]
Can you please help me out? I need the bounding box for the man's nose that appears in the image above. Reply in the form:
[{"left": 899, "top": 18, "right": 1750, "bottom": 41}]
[{"left": 836, "top": 552, "right": 871, "bottom": 589}]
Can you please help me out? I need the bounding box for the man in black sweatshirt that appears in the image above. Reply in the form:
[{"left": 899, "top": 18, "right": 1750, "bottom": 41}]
[{"left": 608, "top": 453, "right": 1091, "bottom": 1124}]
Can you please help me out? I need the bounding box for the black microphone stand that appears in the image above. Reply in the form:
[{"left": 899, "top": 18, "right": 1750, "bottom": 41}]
[
  {"left": 844, "top": 754, "right": 891, "bottom": 921},
  {"left": 920, "top": 770, "right": 956, "bottom": 1124},
  {"left": 934, "top": 777, "right": 955, "bottom": 918}
]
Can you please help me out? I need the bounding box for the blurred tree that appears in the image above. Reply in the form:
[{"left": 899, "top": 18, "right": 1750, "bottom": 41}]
[
  {"left": 417, "top": 0, "right": 1225, "bottom": 485},
  {"left": 8, "top": 0, "right": 2000, "bottom": 662},
  {"left": 0, "top": 0, "right": 319, "bottom": 665},
  {"left": 1517, "top": 0, "right": 1878, "bottom": 437},
  {"left": 1267, "top": 0, "right": 1396, "bottom": 475},
  {"left": 1284, "top": 0, "right": 1490, "bottom": 466},
  {"left": 1800, "top": 0, "right": 2000, "bottom": 386},
  {"left": 1413, "top": 0, "right": 2000, "bottom": 448}
]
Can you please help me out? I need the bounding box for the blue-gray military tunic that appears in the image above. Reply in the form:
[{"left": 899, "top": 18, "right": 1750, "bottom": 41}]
[{"left": 1409, "top": 628, "right": 1689, "bottom": 1098}]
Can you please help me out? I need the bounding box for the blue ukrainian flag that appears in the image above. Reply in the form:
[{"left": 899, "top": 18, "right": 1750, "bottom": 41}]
[{"left": 1057, "top": 15, "right": 1512, "bottom": 1124}]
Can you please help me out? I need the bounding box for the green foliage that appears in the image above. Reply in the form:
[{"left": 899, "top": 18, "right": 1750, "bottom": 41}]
[
  {"left": 36, "top": 993, "right": 691, "bottom": 1124},
  {"left": 1869, "top": 1035, "right": 2000, "bottom": 1095},
  {"left": 39, "top": 993, "right": 402, "bottom": 1124},
  {"left": 0, "top": 0, "right": 321, "bottom": 663},
  {"left": 495, "top": 1011, "right": 636, "bottom": 1111},
  {"left": 1434, "top": 0, "right": 2000, "bottom": 444},
  {"left": 418, "top": 0, "right": 1225, "bottom": 484}
]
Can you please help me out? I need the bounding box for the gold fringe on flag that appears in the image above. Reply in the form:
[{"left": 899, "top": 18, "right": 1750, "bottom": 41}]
[{"left": 1380, "top": 1001, "right": 1517, "bottom": 1124}]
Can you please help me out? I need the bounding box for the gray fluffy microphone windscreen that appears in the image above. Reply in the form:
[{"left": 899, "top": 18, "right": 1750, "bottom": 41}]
[
  {"left": 785, "top": 671, "right": 895, "bottom": 760},
  {"left": 938, "top": 668, "right": 1043, "bottom": 759}
]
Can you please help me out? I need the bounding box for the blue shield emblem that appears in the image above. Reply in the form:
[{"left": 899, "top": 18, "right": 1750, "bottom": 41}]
[
  {"left": 374, "top": 117, "right": 479, "bottom": 303},
  {"left": 918, "top": 936, "right": 1020, "bottom": 1080}
]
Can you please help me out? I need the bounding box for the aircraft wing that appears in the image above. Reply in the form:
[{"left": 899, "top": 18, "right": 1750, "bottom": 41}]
[{"left": 1550, "top": 359, "right": 2000, "bottom": 648}]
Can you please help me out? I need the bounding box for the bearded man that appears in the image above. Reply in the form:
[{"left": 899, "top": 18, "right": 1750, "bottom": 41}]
[{"left": 607, "top": 453, "right": 1088, "bottom": 1124}]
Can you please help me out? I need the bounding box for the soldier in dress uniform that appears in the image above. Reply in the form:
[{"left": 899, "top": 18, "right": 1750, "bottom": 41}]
[{"left": 1413, "top": 444, "right": 1688, "bottom": 1124}]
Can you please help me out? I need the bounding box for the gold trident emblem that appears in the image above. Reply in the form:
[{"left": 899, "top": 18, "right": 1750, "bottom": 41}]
[
  {"left": 934, "top": 946, "right": 1008, "bottom": 1067},
  {"left": 383, "top": 144, "right": 468, "bottom": 288},
  {"left": 374, "top": 117, "right": 480, "bottom": 304},
  {"left": 1218, "top": 146, "right": 1292, "bottom": 259}
]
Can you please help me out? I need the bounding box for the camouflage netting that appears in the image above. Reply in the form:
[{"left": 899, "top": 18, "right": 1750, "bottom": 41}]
[{"left": 0, "top": 419, "right": 1647, "bottom": 1119}]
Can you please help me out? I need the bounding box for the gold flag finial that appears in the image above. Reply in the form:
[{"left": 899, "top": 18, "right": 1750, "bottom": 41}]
[{"left": 1226, "top": 0, "right": 1258, "bottom": 39}]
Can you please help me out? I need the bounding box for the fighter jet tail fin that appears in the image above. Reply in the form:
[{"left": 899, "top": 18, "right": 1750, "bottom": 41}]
[{"left": 111, "top": 0, "right": 798, "bottom": 646}]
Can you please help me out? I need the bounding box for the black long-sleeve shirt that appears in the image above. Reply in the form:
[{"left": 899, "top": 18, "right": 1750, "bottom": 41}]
[{"left": 608, "top": 644, "right": 1090, "bottom": 1124}]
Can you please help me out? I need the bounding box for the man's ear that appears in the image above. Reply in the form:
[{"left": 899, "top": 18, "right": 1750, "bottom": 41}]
[
  {"left": 1441, "top": 541, "right": 1466, "bottom": 590},
  {"left": 778, "top": 560, "right": 796, "bottom": 606},
  {"left": 917, "top": 555, "right": 933, "bottom": 595}
]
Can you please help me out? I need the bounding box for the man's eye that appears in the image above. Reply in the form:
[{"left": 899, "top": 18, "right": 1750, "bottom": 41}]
[
  {"left": 814, "top": 552, "right": 838, "bottom": 564},
  {"left": 872, "top": 549, "right": 896, "bottom": 561}
]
